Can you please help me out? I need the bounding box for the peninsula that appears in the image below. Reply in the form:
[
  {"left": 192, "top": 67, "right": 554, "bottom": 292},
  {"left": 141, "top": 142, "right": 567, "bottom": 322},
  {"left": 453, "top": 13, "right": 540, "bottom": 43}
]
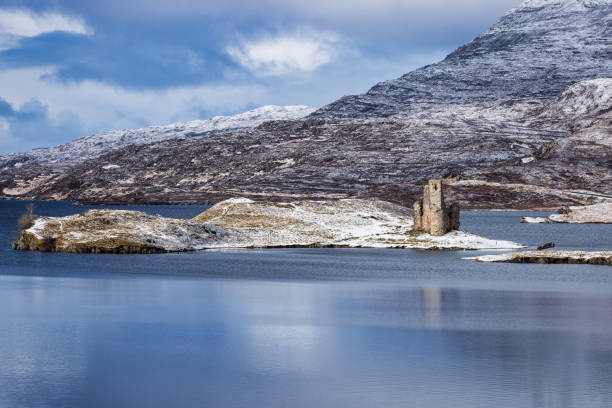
[{"left": 12, "top": 183, "right": 522, "bottom": 254}]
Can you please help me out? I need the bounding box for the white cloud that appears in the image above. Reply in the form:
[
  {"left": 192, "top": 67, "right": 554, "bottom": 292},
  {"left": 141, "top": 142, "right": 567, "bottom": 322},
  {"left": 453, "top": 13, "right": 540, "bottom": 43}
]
[
  {"left": 0, "top": 67, "right": 274, "bottom": 153},
  {"left": 0, "top": 8, "right": 93, "bottom": 37},
  {"left": 227, "top": 29, "right": 346, "bottom": 76},
  {"left": 0, "top": 8, "right": 93, "bottom": 50}
]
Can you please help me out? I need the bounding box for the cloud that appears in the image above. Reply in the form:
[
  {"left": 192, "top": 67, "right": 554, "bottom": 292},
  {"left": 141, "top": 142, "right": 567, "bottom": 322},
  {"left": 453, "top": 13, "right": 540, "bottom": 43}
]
[
  {"left": 0, "top": 97, "right": 13, "bottom": 116},
  {"left": 0, "top": 67, "right": 273, "bottom": 154},
  {"left": 227, "top": 29, "right": 346, "bottom": 76},
  {"left": 0, "top": 17, "right": 225, "bottom": 90},
  {"left": 0, "top": 8, "right": 93, "bottom": 37},
  {"left": 0, "top": 96, "right": 85, "bottom": 153},
  {"left": 77, "top": 0, "right": 519, "bottom": 25},
  {"left": 0, "top": 8, "right": 93, "bottom": 51}
]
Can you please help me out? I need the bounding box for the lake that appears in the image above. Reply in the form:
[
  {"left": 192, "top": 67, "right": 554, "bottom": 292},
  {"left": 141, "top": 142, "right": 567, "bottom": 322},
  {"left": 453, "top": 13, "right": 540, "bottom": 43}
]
[{"left": 1, "top": 200, "right": 611, "bottom": 408}]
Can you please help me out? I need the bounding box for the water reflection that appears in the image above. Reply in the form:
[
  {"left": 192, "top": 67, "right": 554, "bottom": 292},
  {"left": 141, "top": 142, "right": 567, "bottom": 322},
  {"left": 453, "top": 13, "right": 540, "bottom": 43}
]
[
  {"left": 423, "top": 286, "right": 442, "bottom": 329},
  {"left": 1, "top": 274, "right": 612, "bottom": 408}
]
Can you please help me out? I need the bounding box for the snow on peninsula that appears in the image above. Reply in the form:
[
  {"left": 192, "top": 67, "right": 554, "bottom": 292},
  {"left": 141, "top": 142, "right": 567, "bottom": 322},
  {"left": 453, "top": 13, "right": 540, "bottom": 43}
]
[
  {"left": 13, "top": 198, "right": 522, "bottom": 254},
  {"left": 193, "top": 198, "right": 523, "bottom": 250}
]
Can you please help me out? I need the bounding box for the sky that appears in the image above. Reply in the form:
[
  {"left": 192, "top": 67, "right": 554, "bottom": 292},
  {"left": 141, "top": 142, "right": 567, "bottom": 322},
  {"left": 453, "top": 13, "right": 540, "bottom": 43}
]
[{"left": 0, "top": 0, "right": 520, "bottom": 154}]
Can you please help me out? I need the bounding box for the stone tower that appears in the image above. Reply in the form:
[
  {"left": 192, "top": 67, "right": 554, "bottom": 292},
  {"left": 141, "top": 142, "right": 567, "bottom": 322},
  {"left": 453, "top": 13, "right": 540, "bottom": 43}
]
[{"left": 413, "top": 180, "right": 460, "bottom": 236}]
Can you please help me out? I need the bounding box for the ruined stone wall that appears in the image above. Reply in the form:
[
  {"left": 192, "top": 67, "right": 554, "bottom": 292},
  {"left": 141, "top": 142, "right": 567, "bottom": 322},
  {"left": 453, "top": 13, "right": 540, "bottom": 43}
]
[
  {"left": 413, "top": 180, "right": 460, "bottom": 236},
  {"left": 448, "top": 203, "right": 460, "bottom": 231}
]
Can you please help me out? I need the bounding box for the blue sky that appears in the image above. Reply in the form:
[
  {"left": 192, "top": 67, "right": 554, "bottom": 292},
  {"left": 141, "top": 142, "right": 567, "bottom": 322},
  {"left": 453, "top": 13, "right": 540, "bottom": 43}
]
[{"left": 0, "top": 0, "right": 519, "bottom": 154}]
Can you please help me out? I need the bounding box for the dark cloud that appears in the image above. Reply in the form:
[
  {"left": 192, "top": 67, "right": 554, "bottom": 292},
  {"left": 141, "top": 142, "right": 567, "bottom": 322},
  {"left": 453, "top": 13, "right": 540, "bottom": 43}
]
[
  {"left": 0, "top": 97, "right": 14, "bottom": 116},
  {"left": 0, "top": 27, "right": 235, "bottom": 90},
  {"left": 0, "top": 97, "right": 84, "bottom": 153}
]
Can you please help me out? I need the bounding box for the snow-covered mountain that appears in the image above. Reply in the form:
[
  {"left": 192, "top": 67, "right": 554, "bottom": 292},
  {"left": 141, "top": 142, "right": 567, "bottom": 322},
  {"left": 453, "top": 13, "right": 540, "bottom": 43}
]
[
  {"left": 0, "top": 105, "right": 315, "bottom": 169},
  {"left": 314, "top": 0, "right": 611, "bottom": 118},
  {"left": 1, "top": 0, "right": 610, "bottom": 209}
]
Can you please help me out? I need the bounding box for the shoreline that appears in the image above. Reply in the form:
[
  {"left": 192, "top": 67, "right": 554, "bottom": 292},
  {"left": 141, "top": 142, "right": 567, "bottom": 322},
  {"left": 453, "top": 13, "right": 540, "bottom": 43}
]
[{"left": 0, "top": 197, "right": 591, "bottom": 212}]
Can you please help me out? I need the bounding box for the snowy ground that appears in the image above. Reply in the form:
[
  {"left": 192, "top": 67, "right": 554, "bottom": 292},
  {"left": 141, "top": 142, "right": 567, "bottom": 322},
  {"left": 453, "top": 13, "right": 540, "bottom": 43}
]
[
  {"left": 464, "top": 250, "right": 612, "bottom": 266},
  {"left": 14, "top": 198, "right": 523, "bottom": 253},
  {"left": 194, "top": 198, "right": 522, "bottom": 250},
  {"left": 521, "top": 202, "right": 612, "bottom": 223}
]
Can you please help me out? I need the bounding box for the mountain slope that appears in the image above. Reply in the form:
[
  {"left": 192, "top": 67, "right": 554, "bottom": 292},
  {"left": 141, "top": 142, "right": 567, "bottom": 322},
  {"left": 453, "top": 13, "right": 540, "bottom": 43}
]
[
  {"left": 314, "top": 0, "right": 612, "bottom": 118},
  {"left": 3, "top": 77, "right": 608, "bottom": 208},
  {"left": 0, "top": 105, "right": 315, "bottom": 170}
]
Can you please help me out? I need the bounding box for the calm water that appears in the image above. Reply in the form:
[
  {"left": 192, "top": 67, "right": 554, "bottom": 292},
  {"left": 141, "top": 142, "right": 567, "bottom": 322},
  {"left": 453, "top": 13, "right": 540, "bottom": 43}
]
[{"left": 1, "top": 200, "right": 611, "bottom": 408}]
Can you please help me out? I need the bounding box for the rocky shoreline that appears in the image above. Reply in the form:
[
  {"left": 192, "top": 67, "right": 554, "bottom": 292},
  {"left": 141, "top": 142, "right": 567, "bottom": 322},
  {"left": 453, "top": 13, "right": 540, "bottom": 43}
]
[
  {"left": 465, "top": 251, "right": 612, "bottom": 266},
  {"left": 521, "top": 202, "right": 612, "bottom": 224},
  {"left": 11, "top": 209, "right": 226, "bottom": 253}
]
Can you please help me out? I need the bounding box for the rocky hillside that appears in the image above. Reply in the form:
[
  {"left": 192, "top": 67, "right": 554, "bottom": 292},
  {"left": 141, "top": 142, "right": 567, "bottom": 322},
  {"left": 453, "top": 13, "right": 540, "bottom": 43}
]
[
  {"left": 314, "top": 0, "right": 611, "bottom": 118},
  {"left": 1, "top": 0, "right": 610, "bottom": 209},
  {"left": 0, "top": 105, "right": 315, "bottom": 169}
]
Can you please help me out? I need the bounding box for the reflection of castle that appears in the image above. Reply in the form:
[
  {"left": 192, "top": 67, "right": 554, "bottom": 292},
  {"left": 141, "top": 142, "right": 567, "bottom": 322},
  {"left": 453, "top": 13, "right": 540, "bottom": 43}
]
[
  {"left": 413, "top": 180, "right": 460, "bottom": 236},
  {"left": 423, "top": 287, "right": 442, "bottom": 330}
]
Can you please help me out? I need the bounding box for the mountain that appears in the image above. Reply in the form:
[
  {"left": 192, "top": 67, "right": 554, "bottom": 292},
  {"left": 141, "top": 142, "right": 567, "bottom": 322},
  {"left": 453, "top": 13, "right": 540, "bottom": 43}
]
[
  {"left": 315, "top": 0, "right": 611, "bottom": 118},
  {"left": 1, "top": 0, "right": 610, "bottom": 208},
  {"left": 0, "top": 105, "right": 315, "bottom": 169}
]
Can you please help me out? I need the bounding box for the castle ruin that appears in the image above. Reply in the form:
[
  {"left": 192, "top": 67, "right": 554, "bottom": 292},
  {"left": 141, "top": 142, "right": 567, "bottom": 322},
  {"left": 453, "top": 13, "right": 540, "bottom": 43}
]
[{"left": 413, "top": 180, "right": 460, "bottom": 236}]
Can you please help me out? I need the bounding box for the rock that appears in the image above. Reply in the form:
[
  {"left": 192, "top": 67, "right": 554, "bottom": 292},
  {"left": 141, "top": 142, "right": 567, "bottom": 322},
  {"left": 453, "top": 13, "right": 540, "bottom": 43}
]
[
  {"left": 521, "top": 202, "right": 612, "bottom": 224},
  {"left": 546, "top": 202, "right": 612, "bottom": 224},
  {"left": 12, "top": 210, "right": 226, "bottom": 253},
  {"left": 520, "top": 216, "right": 548, "bottom": 223},
  {"left": 464, "top": 250, "right": 612, "bottom": 266},
  {"left": 537, "top": 242, "right": 555, "bottom": 250},
  {"left": 413, "top": 180, "right": 460, "bottom": 236}
]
